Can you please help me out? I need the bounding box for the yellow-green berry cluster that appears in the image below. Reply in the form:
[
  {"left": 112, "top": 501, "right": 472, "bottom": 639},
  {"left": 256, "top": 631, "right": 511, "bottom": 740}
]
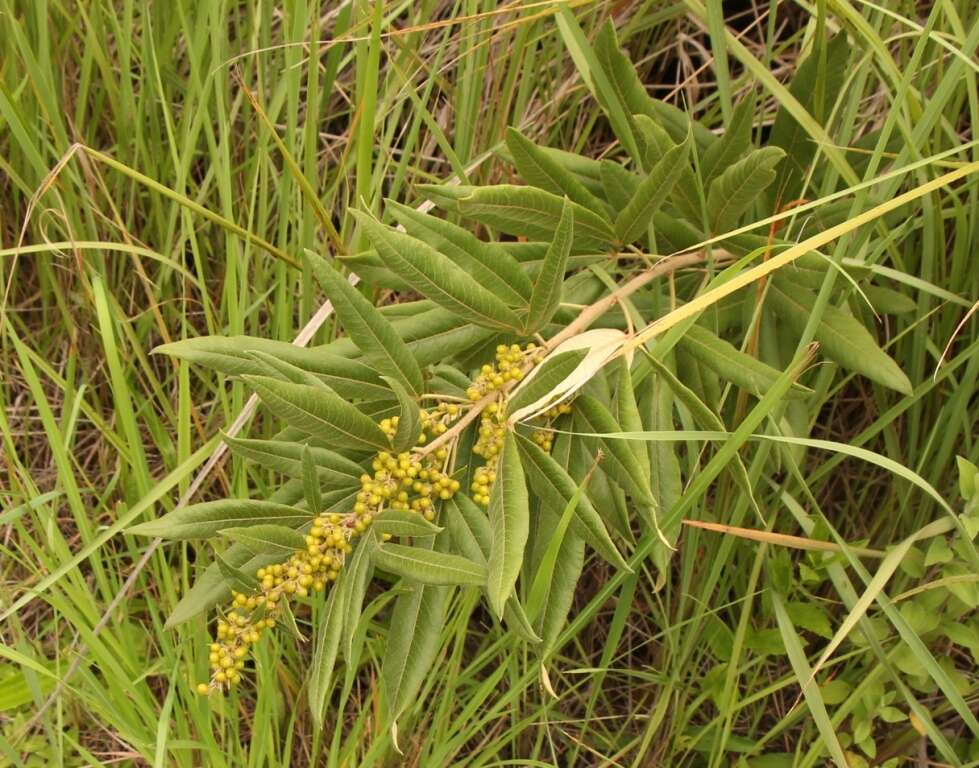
[
  {"left": 471, "top": 402, "right": 506, "bottom": 505},
  {"left": 358, "top": 448, "right": 460, "bottom": 522},
  {"left": 530, "top": 401, "right": 573, "bottom": 453},
  {"left": 198, "top": 415, "right": 462, "bottom": 696},
  {"left": 198, "top": 512, "right": 354, "bottom": 694},
  {"left": 465, "top": 343, "right": 541, "bottom": 401}
]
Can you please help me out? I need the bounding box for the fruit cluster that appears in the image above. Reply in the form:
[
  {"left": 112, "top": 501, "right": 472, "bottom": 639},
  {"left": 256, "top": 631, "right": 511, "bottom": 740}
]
[
  {"left": 465, "top": 343, "right": 541, "bottom": 401},
  {"left": 198, "top": 414, "right": 461, "bottom": 695},
  {"left": 530, "top": 401, "right": 574, "bottom": 453}
]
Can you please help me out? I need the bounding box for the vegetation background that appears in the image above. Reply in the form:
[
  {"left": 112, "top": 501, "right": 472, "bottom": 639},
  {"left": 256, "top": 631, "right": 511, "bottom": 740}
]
[{"left": 1, "top": 0, "right": 977, "bottom": 766}]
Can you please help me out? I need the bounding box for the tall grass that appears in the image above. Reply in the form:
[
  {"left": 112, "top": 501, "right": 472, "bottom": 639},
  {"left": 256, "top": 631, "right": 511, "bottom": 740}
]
[{"left": 1, "top": 1, "right": 977, "bottom": 765}]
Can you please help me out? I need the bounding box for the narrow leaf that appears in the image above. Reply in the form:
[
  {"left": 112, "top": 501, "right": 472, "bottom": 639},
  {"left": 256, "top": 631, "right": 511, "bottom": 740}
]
[
  {"left": 381, "top": 579, "right": 447, "bottom": 723},
  {"left": 307, "top": 253, "right": 424, "bottom": 396},
  {"left": 129, "top": 500, "right": 310, "bottom": 540},
  {"left": 525, "top": 199, "right": 574, "bottom": 334},
  {"left": 707, "top": 146, "right": 785, "bottom": 234},
  {"left": 575, "top": 396, "right": 655, "bottom": 506},
  {"left": 309, "top": 583, "right": 346, "bottom": 722},
  {"left": 614, "top": 137, "right": 691, "bottom": 243},
  {"left": 223, "top": 436, "right": 364, "bottom": 488},
  {"left": 382, "top": 376, "right": 422, "bottom": 453},
  {"left": 352, "top": 210, "right": 523, "bottom": 331},
  {"left": 505, "top": 128, "right": 607, "bottom": 212},
  {"left": 516, "top": 434, "right": 629, "bottom": 571},
  {"left": 486, "top": 432, "right": 530, "bottom": 618},
  {"left": 302, "top": 446, "right": 323, "bottom": 514},
  {"left": 388, "top": 200, "right": 532, "bottom": 306},
  {"left": 219, "top": 524, "right": 307, "bottom": 555},
  {"left": 244, "top": 375, "right": 390, "bottom": 451},
  {"left": 374, "top": 543, "right": 486, "bottom": 586},
  {"left": 372, "top": 509, "right": 442, "bottom": 538},
  {"left": 768, "top": 280, "right": 912, "bottom": 394},
  {"left": 154, "top": 336, "right": 389, "bottom": 400}
]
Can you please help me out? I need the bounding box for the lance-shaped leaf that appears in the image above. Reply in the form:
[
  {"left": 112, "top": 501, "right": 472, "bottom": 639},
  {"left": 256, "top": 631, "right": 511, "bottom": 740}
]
[
  {"left": 223, "top": 436, "right": 364, "bottom": 488},
  {"left": 516, "top": 434, "right": 629, "bottom": 571},
  {"left": 507, "top": 349, "right": 588, "bottom": 418},
  {"left": 600, "top": 160, "right": 640, "bottom": 211},
  {"left": 444, "top": 495, "right": 541, "bottom": 643},
  {"left": 575, "top": 396, "right": 655, "bottom": 506},
  {"left": 701, "top": 95, "right": 754, "bottom": 183},
  {"left": 525, "top": 200, "right": 574, "bottom": 334},
  {"left": 341, "top": 532, "right": 376, "bottom": 660},
  {"left": 372, "top": 509, "right": 442, "bottom": 538},
  {"left": 445, "top": 496, "right": 491, "bottom": 565},
  {"left": 215, "top": 551, "right": 255, "bottom": 592},
  {"left": 381, "top": 577, "right": 447, "bottom": 724},
  {"left": 373, "top": 543, "right": 486, "bottom": 586},
  {"left": 302, "top": 445, "right": 323, "bottom": 513},
  {"left": 707, "top": 147, "right": 785, "bottom": 235},
  {"left": 154, "top": 336, "right": 389, "bottom": 400},
  {"left": 418, "top": 184, "right": 616, "bottom": 252},
  {"left": 383, "top": 376, "right": 422, "bottom": 453},
  {"left": 505, "top": 128, "right": 607, "bottom": 213},
  {"left": 678, "top": 324, "right": 810, "bottom": 399},
  {"left": 219, "top": 524, "right": 307, "bottom": 555},
  {"left": 634, "top": 115, "right": 702, "bottom": 223},
  {"left": 767, "top": 281, "right": 912, "bottom": 395},
  {"left": 388, "top": 200, "right": 532, "bottom": 306},
  {"left": 351, "top": 210, "right": 523, "bottom": 331},
  {"left": 486, "top": 432, "right": 530, "bottom": 618},
  {"left": 593, "top": 20, "right": 716, "bottom": 149},
  {"left": 307, "top": 252, "right": 424, "bottom": 396},
  {"left": 243, "top": 375, "right": 389, "bottom": 451},
  {"left": 611, "top": 357, "right": 649, "bottom": 479},
  {"left": 129, "top": 499, "right": 310, "bottom": 539},
  {"left": 615, "top": 137, "right": 691, "bottom": 244},
  {"left": 309, "top": 582, "right": 346, "bottom": 722}
]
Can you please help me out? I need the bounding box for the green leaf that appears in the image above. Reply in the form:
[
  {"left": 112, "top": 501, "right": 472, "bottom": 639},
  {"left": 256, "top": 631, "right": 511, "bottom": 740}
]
[
  {"left": 516, "top": 433, "right": 629, "bottom": 571},
  {"left": 302, "top": 445, "right": 323, "bottom": 514},
  {"left": 154, "top": 336, "right": 389, "bottom": 400},
  {"left": 306, "top": 253, "right": 424, "bottom": 396},
  {"left": 707, "top": 147, "right": 785, "bottom": 234},
  {"left": 382, "top": 376, "right": 422, "bottom": 453},
  {"left": 218, "top": 524, "right": 307, "bottom": 555},
  {"left": 244, "top": 375, "right": 390, "bottom": 451},
  {"left": 614, "top": 137, "right": 691, "bottom": 243},
  {"left": 432, "top": 184, "right": 617, "bottom": 252},
  {"left": 373, "top": 543, "right": 486, "bottom": 586},
  {"left": 129, "top": 499, "right": 310, "bottom": 539},
  {"left": 223, "top": 436, "right": 364, "bottom": 488},
  {"left": 575, "top": 396, "right": 655, "bottom": 506},
  {"left": 214, "top": 551, "right": 255, "bottom": 592},
  {"left": 785, "top": 600, "right": 833, "bottom": 639},
  {"left": 768, "top": 33, "right": 849, "bottom": 205},
  {"left": 701, "top": 94, "right": 754, "bottom": 183},
  {"left": 387, "top": 200, "right": 532, "bottom": 306},
  {"left": 381, "top": 579, "right": 447, "bottom": 723},
  {"left": 611, "top": 357, "right": 649, "bottom": 480},
  {"left": 634, "top": 115, "right": 702, "bottom": 223},
  {"left": 341, "top": 533, "right": 376, "bottom": 661},
  {"left": 958, "top": 456, "right": 978, "bottom": 501},
  {"left": 767, "top": 280, "right": 912, "bottom": 394},
  {"left": 445, "top": 495, "right": 491, "bottom": 565},
  {"left": 308, "top": 582, "right": 346, "bottom": 722},
  {"left": 592, "top": 20, "right": 716, "bottom": 149},
  {"left": 505, "top": 128, "right": 607, "bottom": 212},
  {"left": 525, "top": 199, "right": 574, "bottom": 334},
  {"left": 599, "top": 160, "right": 640, "bottom": 211},
  {"left": 351, "top": 210, "right": 523, "bottom": 331},
  {"left": 486, "top": 432, "right": 530, "bottom": 618},
  {"left": 372, "top": 509, "right": 442, "bottom": 538},
  {"left": 507, "top": 349, "right": 587, "bottom": 418},
  {"left": 678, "top": 323, "right": 809, "bottom": 399}
]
